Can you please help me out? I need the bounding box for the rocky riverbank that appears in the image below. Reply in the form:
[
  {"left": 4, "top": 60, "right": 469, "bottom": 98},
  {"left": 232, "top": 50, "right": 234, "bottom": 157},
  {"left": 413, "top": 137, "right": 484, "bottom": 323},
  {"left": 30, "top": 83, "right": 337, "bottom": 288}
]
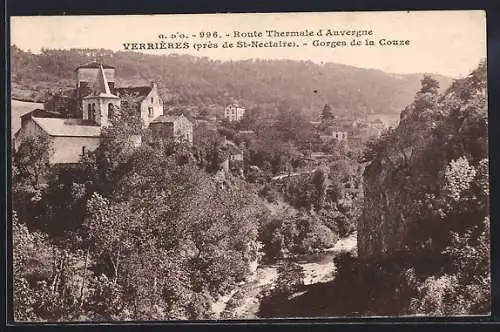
[{"left": 212, "top": 233, "right": 357, "bottom": 319}]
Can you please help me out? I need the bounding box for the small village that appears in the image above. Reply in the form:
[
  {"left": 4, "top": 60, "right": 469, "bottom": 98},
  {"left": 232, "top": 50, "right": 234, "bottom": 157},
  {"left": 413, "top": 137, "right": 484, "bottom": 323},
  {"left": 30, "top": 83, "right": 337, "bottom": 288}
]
[{"left": 13, "top": 61, "right": 387, "bottom": 189}]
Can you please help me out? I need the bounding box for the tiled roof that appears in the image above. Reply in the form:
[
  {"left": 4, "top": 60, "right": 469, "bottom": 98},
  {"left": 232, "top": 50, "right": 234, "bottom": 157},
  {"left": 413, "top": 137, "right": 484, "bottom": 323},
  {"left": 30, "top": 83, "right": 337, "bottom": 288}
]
[
  {"left": 116, "top": 86, "right": 152, "bottom": 103},
  {"left": 21, "top": 109, "right": 61, "bottom": 119},
  {"left": 32, "top": 117, "right": 101, "bottom": 137},
  {"left": 226, "top": 104, "right": 246, "bottom": 110}
]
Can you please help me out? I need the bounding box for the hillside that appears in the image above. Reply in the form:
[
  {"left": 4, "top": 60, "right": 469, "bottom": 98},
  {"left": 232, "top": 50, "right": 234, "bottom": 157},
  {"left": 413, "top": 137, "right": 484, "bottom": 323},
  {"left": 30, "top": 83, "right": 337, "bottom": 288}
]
[
  {"left": 254, "top": 62, "right": 489, "bottom": 319},
  {"left": 10, "top": 45, "right": 452, "bottom": 119},
  {"left": 359, "top": 62, "right": 487, "bottom": 261}
]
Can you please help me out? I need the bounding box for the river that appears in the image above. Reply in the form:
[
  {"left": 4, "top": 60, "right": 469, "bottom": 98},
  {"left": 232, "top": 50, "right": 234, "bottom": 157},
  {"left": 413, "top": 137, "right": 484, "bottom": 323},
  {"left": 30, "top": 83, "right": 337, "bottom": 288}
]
[{"left": 212, "top": 233, "right": 357, "bottom": 319}]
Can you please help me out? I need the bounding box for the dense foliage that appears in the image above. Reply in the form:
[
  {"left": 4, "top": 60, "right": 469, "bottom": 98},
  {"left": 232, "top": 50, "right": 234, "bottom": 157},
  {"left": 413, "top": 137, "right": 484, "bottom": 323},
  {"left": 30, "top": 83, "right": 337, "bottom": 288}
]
[
  {"left": 358, "top": 62, "right": 489, "bottom": 315},
  {"left": 11, "top": 45, "right": 486, "bottom": 320},
  {"left": 257, "top": 62, "right": 489, "bottom": 319},
  {"left": 12, "top": 111, "right": 265, "bottom": 321}
]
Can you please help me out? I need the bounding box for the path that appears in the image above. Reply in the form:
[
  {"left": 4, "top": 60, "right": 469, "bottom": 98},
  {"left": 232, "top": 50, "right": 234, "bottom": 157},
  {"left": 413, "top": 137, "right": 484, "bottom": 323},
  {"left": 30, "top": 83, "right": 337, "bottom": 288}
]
[{"left": 271, "top": 168, "right": 317, "bottom": 181}]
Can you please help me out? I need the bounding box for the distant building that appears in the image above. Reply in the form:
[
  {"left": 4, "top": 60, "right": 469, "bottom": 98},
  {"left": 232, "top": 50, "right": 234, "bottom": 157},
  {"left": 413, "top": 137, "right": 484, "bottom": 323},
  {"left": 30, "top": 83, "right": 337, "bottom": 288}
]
[
  {"left": 320, "top": 130, "right": 348, "bottom": 143},
  {"left": 149, "top": 114, "right": 193, "bottom": 145},
  {"left": 224, "top": 104, "right": 246, "bottom": 122},
  {"left": 331, "top": 131, "right": 348, "bottom": 141},
  {"left": 228, "top": 144, "right": 244, "bottom": 162},
  {"left": 218, "top": 137, "right": 244, "bottom": 172}
]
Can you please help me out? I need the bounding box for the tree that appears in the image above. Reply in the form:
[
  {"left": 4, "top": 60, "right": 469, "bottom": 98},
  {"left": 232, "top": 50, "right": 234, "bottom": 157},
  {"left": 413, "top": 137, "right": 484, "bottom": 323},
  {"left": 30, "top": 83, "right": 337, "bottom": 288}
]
[
  {"left": 89, "top": 99, "right": 146, "bottom": 194},
  {"left": 12, "top": 134, "right": 53, "bottom": 229},
  {"left": 13, "top": 211, "right": 88, "bottom": 322},
  {"left": 84, "top": 193, "right": 135, "bottom": 286},
  {"left": 320, "top": 103, "right": 335, "bottom": 122},
  {"left": 13, "top": 134, "right": 53, "bottom": 188},
  {"left": 358, "top": 128, "right": 394, "bottom": 164},
  {"left": 413, "top": 75, "right": 440, "bottom": 115},
  {"left": 311, "top": 168, "right": 327, "bottom": 211},
  {"left": 419, "top": 75, "right": 440, "bottom": 95},
  {"left": 274, "top": 262, "right": 305, "bottom": 295},
  {"left": 193, "top": 126, "right": 229, "bottom": 173},
  {"left": 80, "top": 142, "right": 265, "bottom": 319}
]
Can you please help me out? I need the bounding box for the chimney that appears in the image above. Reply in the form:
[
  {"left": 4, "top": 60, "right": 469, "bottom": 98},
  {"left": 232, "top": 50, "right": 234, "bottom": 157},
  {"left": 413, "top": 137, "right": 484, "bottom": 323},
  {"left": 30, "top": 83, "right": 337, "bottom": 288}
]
[{"left": 151, "top": 81, "right": 156, "bottom": 89}]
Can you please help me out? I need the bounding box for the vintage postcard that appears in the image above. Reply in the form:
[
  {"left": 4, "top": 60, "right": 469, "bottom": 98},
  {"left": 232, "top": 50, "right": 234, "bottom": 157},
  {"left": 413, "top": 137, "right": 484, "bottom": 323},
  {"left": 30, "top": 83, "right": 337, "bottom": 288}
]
[{"left": 9, "top": 10, "right": 488, "bottom": 322}]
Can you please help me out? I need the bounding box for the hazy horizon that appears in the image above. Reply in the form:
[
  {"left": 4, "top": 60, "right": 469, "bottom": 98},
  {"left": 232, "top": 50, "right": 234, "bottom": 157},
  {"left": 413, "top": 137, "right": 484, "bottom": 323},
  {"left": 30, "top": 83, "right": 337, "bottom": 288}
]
[
  {"left": 10, "top": 11, "right": 486, "bottom": 79},
  {"left": 11, "top": 43, "right": 471, "bottom": 79}
]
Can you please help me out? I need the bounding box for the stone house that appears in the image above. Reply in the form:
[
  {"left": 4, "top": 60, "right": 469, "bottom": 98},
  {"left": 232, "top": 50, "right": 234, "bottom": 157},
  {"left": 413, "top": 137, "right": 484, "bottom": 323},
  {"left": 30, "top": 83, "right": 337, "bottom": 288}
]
[
  {"left": 218, "top": 137, "right": 244, "bottom": 173},
  {"left": 149, "top": 114, "right": 193, "bottom": 145},
  {"left": 116, "top": 82, "right": 164, "bottom": 128},
  {"left": 320, "top": 130, "right": 348, "bottom": 143},
  {"left": 14, "top": 114, "right": 101, "bottom": 164}
]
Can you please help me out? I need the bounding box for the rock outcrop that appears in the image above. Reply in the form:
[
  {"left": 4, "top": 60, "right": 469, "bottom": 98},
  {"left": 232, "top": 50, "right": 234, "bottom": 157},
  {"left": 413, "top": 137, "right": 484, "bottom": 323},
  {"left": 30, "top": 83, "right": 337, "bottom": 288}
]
[{"left": 358, "top": 63, "right": 488, "bottom": 261}]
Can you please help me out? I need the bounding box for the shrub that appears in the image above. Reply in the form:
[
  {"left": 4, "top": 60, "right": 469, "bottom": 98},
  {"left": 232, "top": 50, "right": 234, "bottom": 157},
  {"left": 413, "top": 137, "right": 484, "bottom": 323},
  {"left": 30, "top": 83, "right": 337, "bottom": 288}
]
[
  {"left": 259, "top": 184, "right": 279, "bottom": 203},
  {"left": 274, "top": 262, "right": 305, "bottom": 295},
  {"left": 408, "top": 275, "right": 459, "bottom": 316}
]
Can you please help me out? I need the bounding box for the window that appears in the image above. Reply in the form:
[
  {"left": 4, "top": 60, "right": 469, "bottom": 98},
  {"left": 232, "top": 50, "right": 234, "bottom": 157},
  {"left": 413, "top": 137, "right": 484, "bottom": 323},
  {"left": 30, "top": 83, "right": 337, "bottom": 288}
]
[
  {"left": 148, "top": 107, "right": 154, "bottom": 118},
  {"left": 82, "top": 146, "right": 87, "bottom": 156},
  {"left": 108, "top": 103, "right": 115, "bottom": 120},
  {"left": 151, "top": 97, "right": 154, "bottom": 103},
  {"left": 87, "top": 104, "right": 91, "bottom": 119},
  {"left": 91, "top": 103, "right": 96, "bottom": 122}
]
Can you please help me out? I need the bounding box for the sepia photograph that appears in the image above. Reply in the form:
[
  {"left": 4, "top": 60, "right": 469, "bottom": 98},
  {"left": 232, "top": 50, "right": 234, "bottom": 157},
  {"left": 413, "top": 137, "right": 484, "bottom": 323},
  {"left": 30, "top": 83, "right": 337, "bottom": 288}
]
[{"left": 9, "top": 10, "right": 489, "bottom": 322}]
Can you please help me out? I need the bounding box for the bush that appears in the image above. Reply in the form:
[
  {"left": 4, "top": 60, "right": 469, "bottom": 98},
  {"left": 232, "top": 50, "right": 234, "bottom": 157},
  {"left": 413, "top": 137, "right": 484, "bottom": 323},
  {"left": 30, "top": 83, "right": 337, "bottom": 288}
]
[
  {"left": 274, "top": 262, "right": 305, "bottom": 295},
  {"left": 408, "top": 275, "right": 461, "bottom": 316},
  {"left": 314, "top": 224, "right": 339, "bottom": 249},
  {"left": 259, "top": 184, "right": 279, "bottom": 203}
]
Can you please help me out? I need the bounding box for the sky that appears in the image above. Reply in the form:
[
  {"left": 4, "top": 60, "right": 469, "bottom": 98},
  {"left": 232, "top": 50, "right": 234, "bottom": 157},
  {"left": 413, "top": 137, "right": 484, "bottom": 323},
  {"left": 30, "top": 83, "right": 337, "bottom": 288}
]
[{"left": 10, "top": 10, "right": 486, "bottom": 78}]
